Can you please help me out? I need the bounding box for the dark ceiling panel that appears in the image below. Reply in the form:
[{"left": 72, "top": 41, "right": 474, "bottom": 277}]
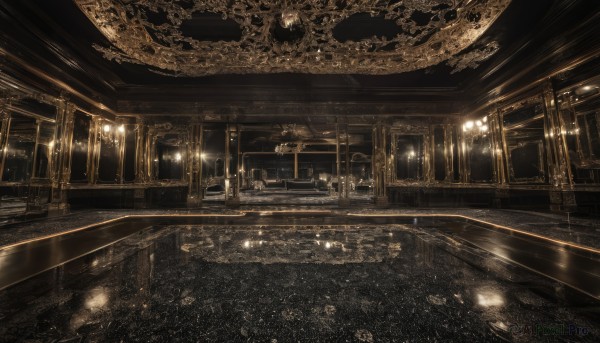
[{"left": 1, "top": 0, "right": 599, "bottom": 119}]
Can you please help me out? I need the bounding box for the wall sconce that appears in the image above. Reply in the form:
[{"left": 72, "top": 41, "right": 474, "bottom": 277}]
[
  {"left": 463, "top": 116, "right": 489, "bottom": 135},
  {"left": 100, "top": 122, "right": 126, "bottom": 147}
]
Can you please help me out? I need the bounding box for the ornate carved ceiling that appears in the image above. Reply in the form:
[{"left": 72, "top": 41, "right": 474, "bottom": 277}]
[{"left": 74, "top": 0, "right": 510, "bottom": 77}]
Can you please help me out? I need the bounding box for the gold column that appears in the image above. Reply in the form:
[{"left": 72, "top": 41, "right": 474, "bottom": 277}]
[
  {"left": 0, "top": 99, "right": 12, "bottom": 181},
  {"left": 490, "top": 109, "right": 510, "bottom": 208},
  {"left": 443, "top": 124, "right": 454, "bottom": 183},
  {"left": 336, "top": 118, "right": 341, "bottom": 196},
  {"left": 187, "top": 122, "right": 203, "bottom": 207},
  {"left": 294, "top": 152, "right": 298, "bottom": 179},
  {"left": 389, "top": 129, "right": 396, "bottom": 183},
  {"left": 116, "top": 119, "right": 127, "bottom": 184},
  {"left": 224, "top": 123, "right": 240, "bottom": 207},
  {"left": 30, "top": 120, "right": 42, "bottom": 178},
  {"left": 543, "top": 80, "right": 576, "bottom": 212},
  {"left": 458, "top": 127, "right": 469, "bottom": 183},
  {"left": 372, "top": 121, "right": 388, "bottom": 206},
  {"left": 148, "top": 129, "right": 158, "bottom": 182},
  {"left": 543, "top": 82, "right": 572, "bottom": 187},
  {"left": 224, "top": 124, "right": 230, "bottom": 200},
  {"left": 339, "top": 119, "right": 351, "bottom": 207},
  {"left": 134, "top": 117, "right": 148, "bottom": 183},
  {"left": 236, "top": 124, "right": 241, "bottom": 197},
  {"left": 345, "top": 121, "right": 350, "bottom": 198},
  {"left": 133, "top": 118, "right": 148, "bottom": 208},
  {"left": 424, "top": 124, "right": 433, "bottom": 183},
  {"left": 49, "top": 97, "right": 75, "bottom": 215},
  {"left": 491, "top": 110, "right": 508, "bottom": 185},
  {"left": 86, "top": 116, "right": 102, "bottom": 185},
  {"left": 198, "top": 124, "right": 204, "bottom": 201}
]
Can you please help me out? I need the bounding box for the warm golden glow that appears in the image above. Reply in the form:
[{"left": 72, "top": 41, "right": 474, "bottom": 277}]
[{"left": 73, "top": 0, "right": 511, "bottom": 76}]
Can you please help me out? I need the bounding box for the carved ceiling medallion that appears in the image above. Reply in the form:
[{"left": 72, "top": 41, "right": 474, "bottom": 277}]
[{"left": 74, "top": 0, "right": 511, "bottom": 77}]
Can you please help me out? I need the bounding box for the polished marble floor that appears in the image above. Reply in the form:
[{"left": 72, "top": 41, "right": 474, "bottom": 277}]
[
  {"left": 1, "top": 206, "right": 599, "bottom": 249},
  {"left": 1, "top": 224, "right": 598, "bottom": 342}
]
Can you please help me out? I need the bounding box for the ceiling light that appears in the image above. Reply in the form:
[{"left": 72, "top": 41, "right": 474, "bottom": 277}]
[{"left": 281, "top": 8, "right": 301, "bottom": 29}]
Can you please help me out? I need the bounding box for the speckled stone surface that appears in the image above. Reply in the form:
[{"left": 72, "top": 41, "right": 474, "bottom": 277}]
[{"left": 0, "top": 224, "right": 598, "bottom": 342}]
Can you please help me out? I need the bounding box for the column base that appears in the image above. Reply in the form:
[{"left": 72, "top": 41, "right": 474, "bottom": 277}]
[
  {"left": 338, "top": 198, "right": 351, "bottom": 208},
  {"left": 225, "top": 197, "right": 241, "bottom": 208},
  {"left": 493, "top": 187, "right": 510, "bottom": 209},
  {"left": 133, "top": 188, "right": 147, "bottom": 209},
  {"left": 47, "top": 202, "right": 70, "bottom": 217},
  {"left": 562, "top": 190, "right": 577, "bottom": 213},
  {"left": 373, "top": 196, "right": 389, "bottom": 207},
  {"left": 187, "top": 196, "right": 203, "bottom": 208},
  {"left": 549, "top": 190, "right": 577, "bottom": 213}
]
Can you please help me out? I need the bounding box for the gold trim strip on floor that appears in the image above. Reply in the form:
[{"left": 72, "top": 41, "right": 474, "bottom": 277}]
[
  {"left": 0, "top": 213, "right": 246, "bottom": 251},
  {"left": 347, "top": 213, "right": 600, "bottom": 255},
  {"left": 3, "top": 212, "right": 599, "bottom": 256},
  {"left": 241, "top": 210, "right": 333, "bottom": 215}
]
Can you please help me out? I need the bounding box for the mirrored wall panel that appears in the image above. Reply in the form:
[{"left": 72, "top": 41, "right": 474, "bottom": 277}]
[
  {"left": 394, "top": 134, "right": 424, "bottom": 181},
  {"left": 462, "top": 117, "right": 493, "bottom": 183},
  {"left": 2, "top": 114, "right": 36, "bottom": 182},
  {"left": 558, "top": 76, "right": 600, "bottom": 183},
  {"left": 157, "top": 134, "right": 185, "bottom": 180},
  {"left": 70, "top": 111, "right": 91, "bottom": 183},
  {"left": 97, "top": 121, "right": 122, "bottom": 183},
  {"left": 502, "top": 98, "right": 547, "bottom": 183}
]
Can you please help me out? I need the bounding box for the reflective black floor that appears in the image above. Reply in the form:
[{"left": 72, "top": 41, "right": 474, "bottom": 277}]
[{"left": 0, "top": 221, "right": 599, "bottom": 342}]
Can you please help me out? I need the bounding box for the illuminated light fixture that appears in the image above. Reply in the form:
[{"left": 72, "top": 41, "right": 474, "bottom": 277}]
[
  {"left": 175, "top": 152, "right": 182, "bottom": 161},
  {"left": 103, "top": 124, "right": 111, "bottom": 133},
  {"left": 281, "top": 8, "right": 301, "bottom": 29},
  {"left": 480, "top": 125, "right": 488, "bottom": 132},
  {"left": 465, "top": 121, "right": 474, "bottom": 129},
  {"left": 581, "top": 85, "right": 592, "bottom": 91},
  {"left": 200, "top": 152, "right": 206, "bottom": 159},
  {"left": 48, "top": 140, "right": 55, "bottom": 148},
  {"left": 85, "top": 288, "right": 109, "bottom": 310},
  {"left": 117, "top": 125, "right": 125, "bottom": 133},
  {"left": 482, "top": 116, "right": 488, "bottom": 123},
  {"left": 477, "top": 292, "right": 504, "bottom": 307},
  {"left": 476, "top": 120, "right": 482, "bottom": 127}
]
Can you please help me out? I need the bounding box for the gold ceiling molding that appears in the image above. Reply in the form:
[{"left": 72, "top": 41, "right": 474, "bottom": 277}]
[{"left": 74, "top": 0, "right": 511, "bottom": 76}]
